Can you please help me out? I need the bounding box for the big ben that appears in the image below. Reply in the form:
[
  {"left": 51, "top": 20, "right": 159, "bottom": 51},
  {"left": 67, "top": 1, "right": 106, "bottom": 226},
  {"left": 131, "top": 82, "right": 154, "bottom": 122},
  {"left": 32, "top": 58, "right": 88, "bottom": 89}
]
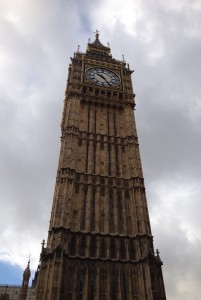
[{"left": 35, "top": 31, "right": 166, "bottom": 300}]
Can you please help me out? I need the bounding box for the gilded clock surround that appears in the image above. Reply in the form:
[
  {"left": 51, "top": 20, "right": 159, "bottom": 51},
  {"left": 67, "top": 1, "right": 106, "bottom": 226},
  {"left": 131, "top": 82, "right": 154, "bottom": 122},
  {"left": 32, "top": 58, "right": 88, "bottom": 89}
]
[{"left": 85, "top": 67, "right": 121, "bottom": 87}]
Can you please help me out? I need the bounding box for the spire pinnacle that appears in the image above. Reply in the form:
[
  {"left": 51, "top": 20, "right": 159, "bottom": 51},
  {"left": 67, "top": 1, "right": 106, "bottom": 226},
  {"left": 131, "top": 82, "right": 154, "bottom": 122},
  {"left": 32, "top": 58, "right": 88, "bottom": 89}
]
[
  {"left": 41, "top": 239, "right": 46, "bottom": 249},
  {"left": 24, "top": 256, "right": 31, "bottom": 276}
]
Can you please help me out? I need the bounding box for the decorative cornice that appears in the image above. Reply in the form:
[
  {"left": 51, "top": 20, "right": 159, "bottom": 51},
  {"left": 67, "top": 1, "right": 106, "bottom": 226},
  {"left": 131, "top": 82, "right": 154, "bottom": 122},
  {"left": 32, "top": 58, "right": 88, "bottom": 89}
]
[
  {"left": 57, "top": 167, "right": 145, "bottom": 190},
  {"left": 61, "top": 125, "right": 139, "bottom": 145},
  {"left": 49, "top": 226, "right": 152, "bottom": 240}
]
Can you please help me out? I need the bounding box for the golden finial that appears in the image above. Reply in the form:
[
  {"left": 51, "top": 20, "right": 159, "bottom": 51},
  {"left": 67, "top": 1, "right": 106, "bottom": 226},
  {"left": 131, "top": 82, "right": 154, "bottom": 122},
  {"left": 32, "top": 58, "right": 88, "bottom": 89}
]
[{"left": 94, "top": 30, "right": 100, "bottom": 39}]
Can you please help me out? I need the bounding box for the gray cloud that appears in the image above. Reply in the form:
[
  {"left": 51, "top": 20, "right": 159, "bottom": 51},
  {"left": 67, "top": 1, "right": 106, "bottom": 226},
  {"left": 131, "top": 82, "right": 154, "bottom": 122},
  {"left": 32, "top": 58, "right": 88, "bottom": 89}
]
[{"left": 0, "top": 0, "right": 201, "bottom": 299}]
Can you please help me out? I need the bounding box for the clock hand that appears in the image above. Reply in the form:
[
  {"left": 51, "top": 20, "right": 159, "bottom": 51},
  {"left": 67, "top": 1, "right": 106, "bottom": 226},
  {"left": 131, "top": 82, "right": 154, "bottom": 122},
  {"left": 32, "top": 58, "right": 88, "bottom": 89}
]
[
  {"left": 97, "top": 73, "right": 112, "bottom": 86},
  {"left": 105, "top": 79, "right": 112, "bottom": 86},
  {"left": 97, "top": 73, "right": 106, "bottom": 80}
]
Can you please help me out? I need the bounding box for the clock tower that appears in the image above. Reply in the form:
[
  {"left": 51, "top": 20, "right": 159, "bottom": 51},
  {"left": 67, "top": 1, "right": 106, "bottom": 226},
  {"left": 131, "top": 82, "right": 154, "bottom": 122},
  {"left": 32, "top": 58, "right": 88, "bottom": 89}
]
[{"left": 35, "top": 31, "right": 166, "bottom": 300}]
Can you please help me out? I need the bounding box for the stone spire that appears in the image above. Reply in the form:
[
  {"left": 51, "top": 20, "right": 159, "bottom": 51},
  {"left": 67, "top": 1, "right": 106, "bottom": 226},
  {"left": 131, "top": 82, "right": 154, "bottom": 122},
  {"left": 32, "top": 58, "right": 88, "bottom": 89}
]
[{"left": 20, "top": 258, "right": 31, "bottom": 300}]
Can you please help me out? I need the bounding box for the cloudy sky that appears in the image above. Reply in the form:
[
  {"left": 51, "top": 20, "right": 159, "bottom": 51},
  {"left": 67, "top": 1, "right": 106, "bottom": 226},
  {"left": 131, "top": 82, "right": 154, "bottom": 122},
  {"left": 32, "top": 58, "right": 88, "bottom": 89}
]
[{"left": 0, "top": 0, "right": 201, "bottom": 298}]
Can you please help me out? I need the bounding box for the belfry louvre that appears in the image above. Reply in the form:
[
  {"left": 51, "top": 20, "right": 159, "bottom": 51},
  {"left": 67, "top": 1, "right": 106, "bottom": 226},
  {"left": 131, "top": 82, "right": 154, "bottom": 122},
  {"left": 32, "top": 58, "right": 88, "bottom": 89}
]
[{"left": 35, "top": 32, "right": 166, "bottom": 300}]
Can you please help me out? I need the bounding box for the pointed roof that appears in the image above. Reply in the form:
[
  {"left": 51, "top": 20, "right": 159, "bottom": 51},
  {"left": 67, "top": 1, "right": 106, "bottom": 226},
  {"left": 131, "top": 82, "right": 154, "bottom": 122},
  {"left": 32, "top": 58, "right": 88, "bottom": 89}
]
[
  {"left": 87, "top": 30, "right": 111, "bottom": 56},
  {"left": 88, "top": 30, "right": 110, "bottom": 50}
]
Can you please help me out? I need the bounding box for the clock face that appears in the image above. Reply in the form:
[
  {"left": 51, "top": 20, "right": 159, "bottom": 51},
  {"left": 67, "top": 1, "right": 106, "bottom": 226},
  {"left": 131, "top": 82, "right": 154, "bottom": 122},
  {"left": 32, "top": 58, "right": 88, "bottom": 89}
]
[{"left": 85, "top": 67, "right": 120, "bottom": 87}]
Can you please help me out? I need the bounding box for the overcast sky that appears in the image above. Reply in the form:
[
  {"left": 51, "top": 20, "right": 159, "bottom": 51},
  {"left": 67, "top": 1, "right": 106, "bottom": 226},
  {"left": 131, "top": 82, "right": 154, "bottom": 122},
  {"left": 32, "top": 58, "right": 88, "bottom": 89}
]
[{"left": 0, "top": 0, "right": 201, "bottom": 299}]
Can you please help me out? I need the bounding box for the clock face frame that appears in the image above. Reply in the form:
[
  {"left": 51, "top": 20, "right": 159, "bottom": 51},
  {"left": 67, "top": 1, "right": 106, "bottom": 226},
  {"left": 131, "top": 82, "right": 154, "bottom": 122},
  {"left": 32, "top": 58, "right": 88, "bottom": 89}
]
[{"left": 85, "top": 67, "right": 120, "bottom": 87}]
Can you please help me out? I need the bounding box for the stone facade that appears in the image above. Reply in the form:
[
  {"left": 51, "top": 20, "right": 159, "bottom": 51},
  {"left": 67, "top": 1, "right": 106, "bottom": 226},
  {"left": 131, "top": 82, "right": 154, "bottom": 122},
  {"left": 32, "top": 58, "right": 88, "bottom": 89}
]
[
  {"left": 0, "top": 285, "right": 35, "bottom": 300},
  {"left": 35, "top": 32, "right": 166, "bottom": 299}
]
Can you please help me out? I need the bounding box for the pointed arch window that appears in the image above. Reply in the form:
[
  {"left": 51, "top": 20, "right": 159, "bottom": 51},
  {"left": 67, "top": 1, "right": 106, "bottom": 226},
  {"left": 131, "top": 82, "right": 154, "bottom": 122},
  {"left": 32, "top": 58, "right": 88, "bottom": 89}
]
[
  {"left": 90, "top": 235, "right": 96, "bottom": 257},
  {"left": 79, "top": 235, "right": 86, "bottom": 256},
  {"left": 69, "top": 235, "right": 76, "bottom": 255},
  {"left": 100, "top": 238, "right": 106, "bottom": 258},
  {"left": 110, "top": 238, "right": 116, "bottom": 259}
]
